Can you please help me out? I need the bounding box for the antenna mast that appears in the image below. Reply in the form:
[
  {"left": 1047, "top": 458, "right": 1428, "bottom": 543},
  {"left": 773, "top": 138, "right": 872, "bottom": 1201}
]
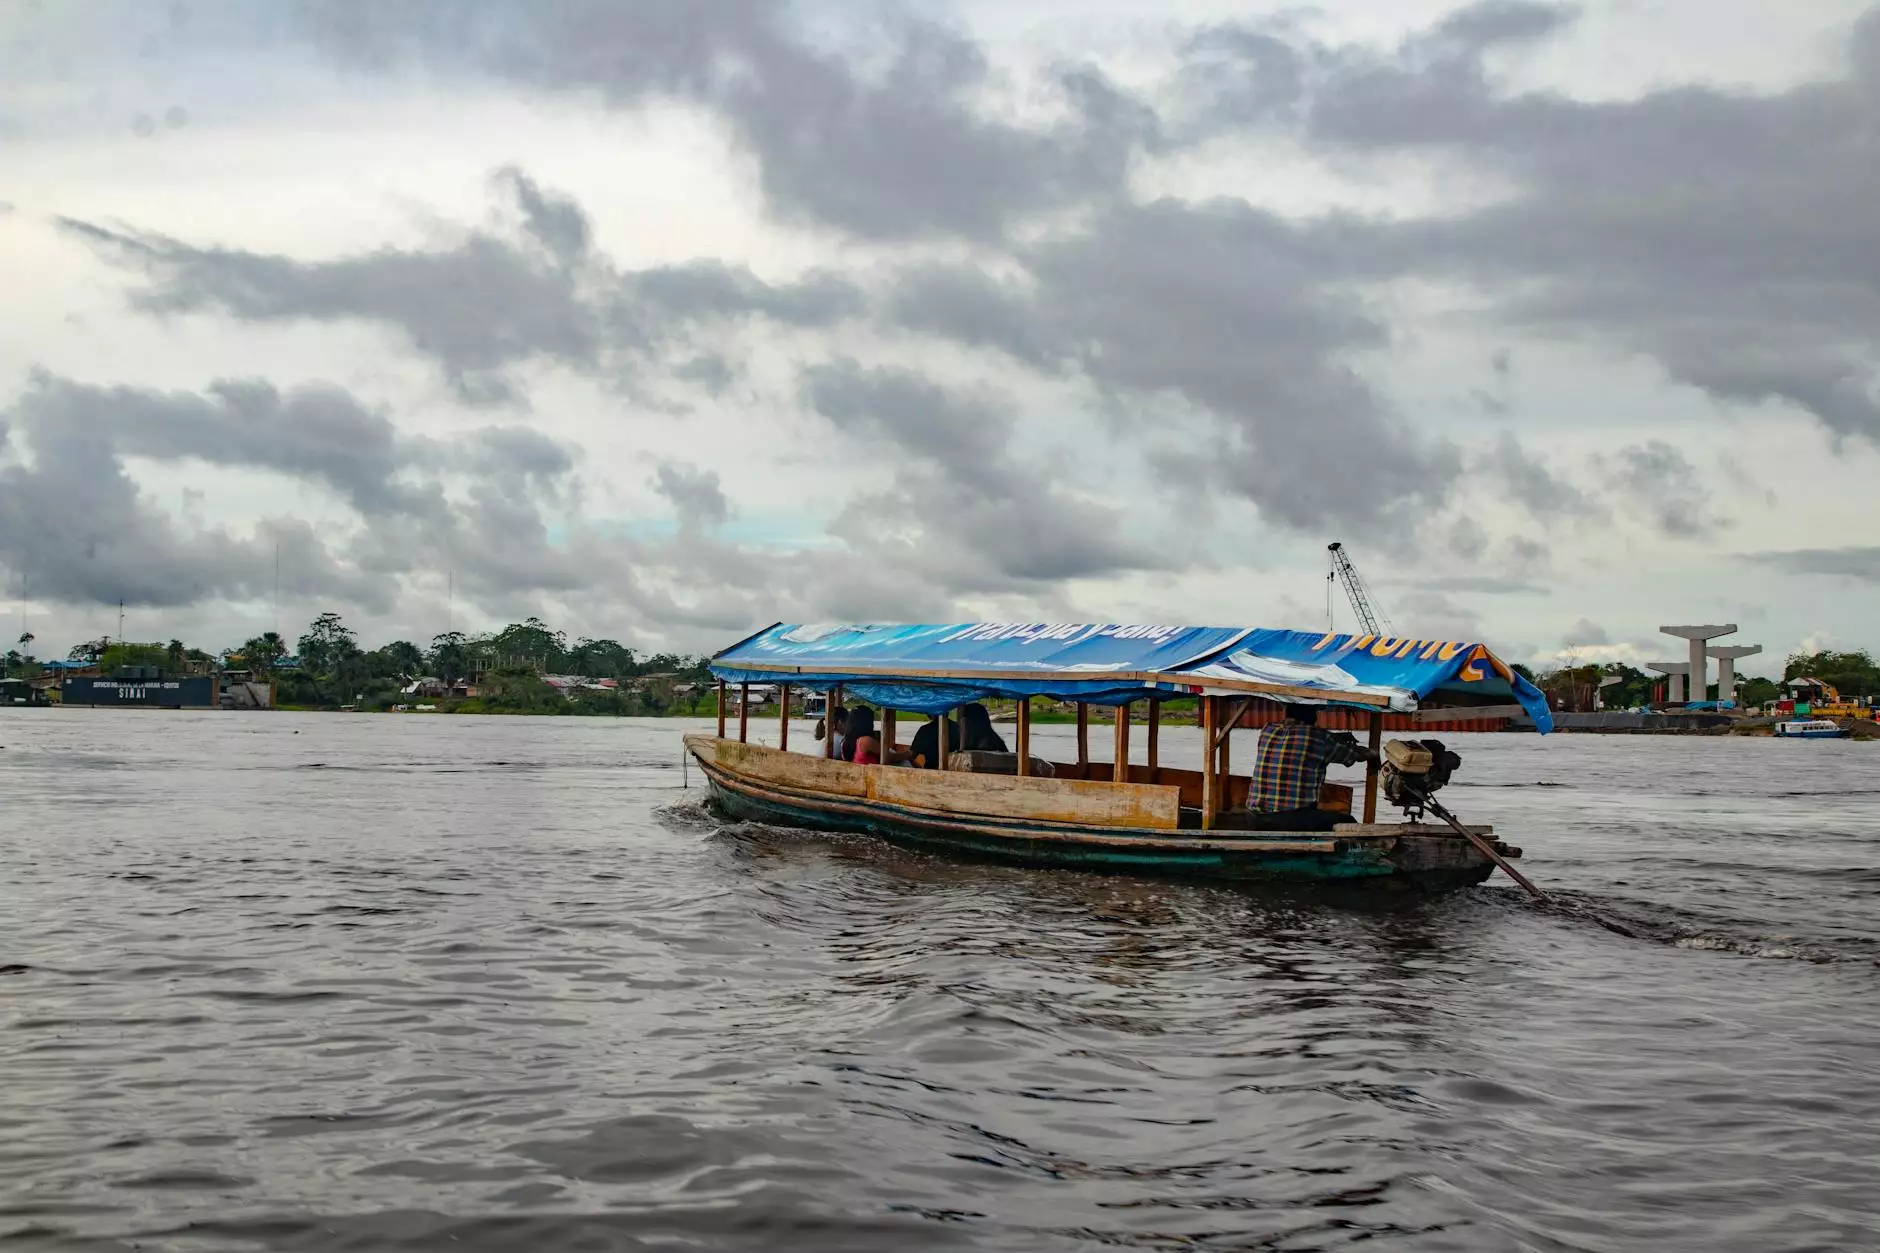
[{"left": 1327, "top": 542, "right": 1392, "bottom": 637}]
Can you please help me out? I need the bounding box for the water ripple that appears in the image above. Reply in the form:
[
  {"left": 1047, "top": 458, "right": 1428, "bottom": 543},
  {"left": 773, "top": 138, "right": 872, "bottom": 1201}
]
[{"left": 1, "top": 714, "right": 1876, "bottom": 1250}]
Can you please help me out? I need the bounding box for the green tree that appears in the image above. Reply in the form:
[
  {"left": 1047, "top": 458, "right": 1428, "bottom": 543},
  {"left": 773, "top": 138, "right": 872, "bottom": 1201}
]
[
  {"left": 166, "top": 638, "right": 187, "bottom": 670},
  {"left": 239, "top": 631, "right": 288, "bottom": 676},
  {"left": 490, "top": 618, "right": 567, "bottom": 672},
  {"left": 479, "top": 665, "right": 563, "bottom": 712},
  {"left": 569, "top": 637, "right": 634, "bottom": 678},
  {"left": 428, "top": 632, "right": 472, "bottom": 684},
  {"left": 297, "top": 612, "right": 358, "bottom": 678},
  {"left": 1783, "top": 649, "right": 1878, "bottom": 698},
  {"left": 1596, "top": 662, "right": 1655, "bottom": 709},
  {"left": 1738, "top": 676, "right": 1780, "bottom": 708},
  {"left": 379, "top": 640, "right": 425, "bottom": 677},
  {"left": 69, "top": 638, "right": 107, "bottom": 664},
  {"left": 97, "top": 641, "right": 169, "bottom": 672}
]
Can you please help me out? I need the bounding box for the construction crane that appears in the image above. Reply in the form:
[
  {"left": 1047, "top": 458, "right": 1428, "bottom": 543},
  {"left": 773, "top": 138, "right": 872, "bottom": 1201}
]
[{"left": 1326, "top": 542, "right": 1392, "bottom": 637}]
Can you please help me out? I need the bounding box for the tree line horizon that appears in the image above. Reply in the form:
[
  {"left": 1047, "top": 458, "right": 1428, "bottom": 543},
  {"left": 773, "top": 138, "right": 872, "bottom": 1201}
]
[
  {"left": 6, "top": 616, "right": 1878, "bottom": 713},
  {"left": 2, "top": 612, "right": 717, "bottom": 715}
]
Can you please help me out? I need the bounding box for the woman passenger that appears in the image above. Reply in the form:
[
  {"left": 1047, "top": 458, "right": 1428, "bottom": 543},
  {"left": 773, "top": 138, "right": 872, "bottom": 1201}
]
[
  {"left": 958, "top": 702, "right": 1009, "bottom": 753},
  {"left": 844, "top": 707, "right": 882, "bottom": 764}
]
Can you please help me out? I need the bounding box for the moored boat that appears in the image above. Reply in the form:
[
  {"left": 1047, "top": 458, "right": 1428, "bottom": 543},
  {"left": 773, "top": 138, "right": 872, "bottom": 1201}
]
[
  {"left": 686, "top": 623, "right": 1555, "bottom": 891},
  {"left": 1773, "top": 719, "right": 1848, "bottom": 739}
]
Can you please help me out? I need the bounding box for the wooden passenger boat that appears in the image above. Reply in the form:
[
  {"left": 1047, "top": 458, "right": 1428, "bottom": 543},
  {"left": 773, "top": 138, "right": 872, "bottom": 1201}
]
[{"left": 686, "top": 623, "right": 1554, "bottom": 891}]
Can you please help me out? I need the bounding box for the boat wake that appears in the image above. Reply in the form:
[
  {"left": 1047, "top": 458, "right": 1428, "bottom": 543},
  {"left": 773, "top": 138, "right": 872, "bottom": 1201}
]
[{"left": 1521, "top": 889, "right": 1873, "bottom": 964}]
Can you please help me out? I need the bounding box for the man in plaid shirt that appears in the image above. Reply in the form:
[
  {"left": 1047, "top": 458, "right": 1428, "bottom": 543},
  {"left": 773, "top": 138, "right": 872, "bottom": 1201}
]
[{"left": 1249, "top": 705, "right": 1370, "bottom": 831}]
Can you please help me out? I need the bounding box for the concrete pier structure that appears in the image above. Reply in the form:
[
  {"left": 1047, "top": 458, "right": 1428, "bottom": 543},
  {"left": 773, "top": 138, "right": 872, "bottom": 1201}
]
[
  {"left": 1660, "top": 625, "right": 1736, "bottom": 704},
  {"left": 1646, "top": 661, "right": 1691, "bottom": 704},
  {"left": 1707, "top": 644, "right": 1762, "bottom": 708}
]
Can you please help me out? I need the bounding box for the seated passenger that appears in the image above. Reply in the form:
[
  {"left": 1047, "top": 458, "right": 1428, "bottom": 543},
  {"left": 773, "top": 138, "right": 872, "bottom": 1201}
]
[
  {"left": 814, "top": 705, "right": 849, "bottom": 760},
  {"left": 844, "top": 707, "right": 882, "bottom": 764},
  {"left": 906, "top": 713, "right": 961, "bottom": 769},
  {"left": 958, "top": 702, "right": 1009, "bottom": 754},
  {"left": 1247, "top": 705, "right": 1370, "bottom": 831}
]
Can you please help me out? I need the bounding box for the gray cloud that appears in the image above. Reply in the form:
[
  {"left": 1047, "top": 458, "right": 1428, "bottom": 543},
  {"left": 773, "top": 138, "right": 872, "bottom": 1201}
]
[
  {"left": 0, "top": 373, "right": 589, "bottom": 612},
  {"left": 652, "top": 462, "right": 731, "bottom": 531},
  {"left": 10, "top": 372, "right": 427, "bottom": 517},
  {"left": 887, "top": 201, "right": 1462, "bottom": 535},
  {"left": 1431, "top": 0, "right": 1578, "bottom": 52},
  {"left": 1741, "top": 546, "right": 1880, "bottom": 583},
  {"left": 1481, "top": 432, "right": 1598, "bottom": 519},
  {"left": 498, "top": 166, "right": 590, "bottom": 263},
  {"left": 1250, "top": 5, "right": 1880, "bottom": 445},
  {"left": 801, "top": 360, "right": 1157, "bottom": 589},
  {"left": 299, "top": 0, "right": 1157, "bottom": 241},
  {"left": 800, "top": 359, "right": 1008, "bottom": 489},
  {"left": 0, "top": 383, "right": 389, "bottom": 610},
  {"left": 1607, "top": 441, "right": 1724, "bottom": 537},
  {"left": 61, "top": 170, "right": 864, "bottom": 407},
  {"left": 1418, "top": 574, "right": 1548, "bottom": 595},
  {"left": 1561, "top": 615, "right": 1610, "bottom": 647}
]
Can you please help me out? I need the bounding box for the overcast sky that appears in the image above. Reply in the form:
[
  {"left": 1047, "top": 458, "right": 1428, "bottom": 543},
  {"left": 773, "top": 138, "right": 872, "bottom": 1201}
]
[{"left": 4, "top": 0, "right": 1877, "bottom": 674}]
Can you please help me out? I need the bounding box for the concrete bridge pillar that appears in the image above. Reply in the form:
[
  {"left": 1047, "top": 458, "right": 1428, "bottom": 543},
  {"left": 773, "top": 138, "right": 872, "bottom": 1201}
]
[
  {"left": 1646, "top": 661, "right": 1690, "bottom": 705},
  {"left": 1661, "top": 625, "right": 1736, "bottom": 704},
  {"left": 1707, "top": 644, "right": 1762, "bottom": 708}
]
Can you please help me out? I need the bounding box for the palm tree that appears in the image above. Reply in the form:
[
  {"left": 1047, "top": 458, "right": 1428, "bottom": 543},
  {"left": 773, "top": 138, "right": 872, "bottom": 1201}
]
[{"left": 241, "top": 631, "right": 288, "bottom": 677}]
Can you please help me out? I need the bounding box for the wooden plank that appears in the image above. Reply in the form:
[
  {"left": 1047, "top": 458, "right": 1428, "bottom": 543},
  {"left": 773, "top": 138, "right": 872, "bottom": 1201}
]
[
  {"left": 1146, "top": 699, "right": 1159, "bottom": 771},
  {"left": 779, "top": 682, "right": 791, "bottom": 751},
  {"left": 738, "top": 682, "right": 749, "bottom": 743},
  {"left": 692, "top": 734, "right": 869, "bottom": 797},
  {"left": 1218, "top": 717, "right": 1231, "bottom": 812},
  {"left": 869, "top": 763, "right": 1181, "bottom": 830},
  {"left": 1363, "top": 711, "right": 1382, "bottom": 823},
  {"left": 938, "top": 712, "right": 950, "bottom": 769},
  {"left": 1016, "top": 698, "right": 1031, "bottom": 777},
  {"left": 1214, "top": 696, "right": 1254, "bottom": 750},
  {"left": 716, "top": 679, "right": 727, "bottom": 738},
  {"left": 1411, "top": 703, "right": 1526, "bottom": 724},
  {"left": 1113, "top": 701, "right": 1130, "bottom": 783},
  {"left": 881, "top": 706, "right": 895, "bottom": 765},
  {"left": 1320, "top": 781, "right": 1354, "bottom": 814},
  {"left": 1076, "top": 703, "right": 1089, "bottom": 766},
  {"left": 1333, "top": 821, "right": 1492, "bottom": 837},
  {"left": 1200, "top": 696, "right": 1217, "bottom": 830}
]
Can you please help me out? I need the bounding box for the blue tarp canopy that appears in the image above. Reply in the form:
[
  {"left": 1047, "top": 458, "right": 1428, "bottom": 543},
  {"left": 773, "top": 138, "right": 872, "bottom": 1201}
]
[{"left": 710, "top": 623, "right": 1552, "bottom": 731}]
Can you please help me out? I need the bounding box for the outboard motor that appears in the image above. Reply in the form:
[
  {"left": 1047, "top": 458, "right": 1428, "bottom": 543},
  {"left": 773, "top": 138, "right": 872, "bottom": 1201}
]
[{"left": 1380, "top": 738, "right": 1462, "bottom": 820}]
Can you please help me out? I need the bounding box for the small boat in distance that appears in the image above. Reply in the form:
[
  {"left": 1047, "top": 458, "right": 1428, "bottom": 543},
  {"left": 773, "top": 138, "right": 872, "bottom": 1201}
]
[
  {"left": 1774, "top": 719, "right": 1849, "bottom": 739},
  {"left": 685, "top": 623, "right": 1555, "bottom": 891}
]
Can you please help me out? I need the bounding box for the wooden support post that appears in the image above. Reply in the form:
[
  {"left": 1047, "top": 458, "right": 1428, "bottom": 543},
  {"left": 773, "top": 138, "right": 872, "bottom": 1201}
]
[
  {"left": 1016, "top": 698, "right": 1031, "bottom": 777},
  {"left": 937, "top": 711, "right": 950, "bottom": 770},
  {"left": 825, "top": 684, "right": 841, "bottom": 759},
  {"left": 1113, "top": 702, "right": 1130, "bottom": 783},
  {"left": 716, "top": 679, "right": 727, "bottom": 738},
  {"left": 1200, "top": 696, "right": 1218, "bottom": 830},
  {"left": 738, "top": 683, "right": 749, "bottom": 743},
  {"left": 1217, "top": 712, "right": 1231, "bottom": 805},
  {"left": 881, "top": 707, "right": 896, "bottom": 764},
  {"left": 1076, "top": 703, "right": 1089, "bottom": 769},
  {"left": 1363, "top": 710, "right": 1383, "bottom": 823},
  {"left": 1146, "top": 698, "right": 1160, "bottom": 774},
  {"left": 779, "top": 682, "right": 791, "bottom": 751}
]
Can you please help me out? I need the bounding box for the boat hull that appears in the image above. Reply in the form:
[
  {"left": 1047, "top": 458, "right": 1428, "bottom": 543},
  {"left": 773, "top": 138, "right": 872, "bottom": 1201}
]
[{"left": 689, "top": 738, "right": 1499, "bottom": 891}]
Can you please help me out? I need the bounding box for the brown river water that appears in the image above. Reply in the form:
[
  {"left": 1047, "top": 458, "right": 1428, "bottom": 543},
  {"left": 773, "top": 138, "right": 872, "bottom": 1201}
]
[{"left": 2, "top": 711, "right": 1877, "bottom": 1251}]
